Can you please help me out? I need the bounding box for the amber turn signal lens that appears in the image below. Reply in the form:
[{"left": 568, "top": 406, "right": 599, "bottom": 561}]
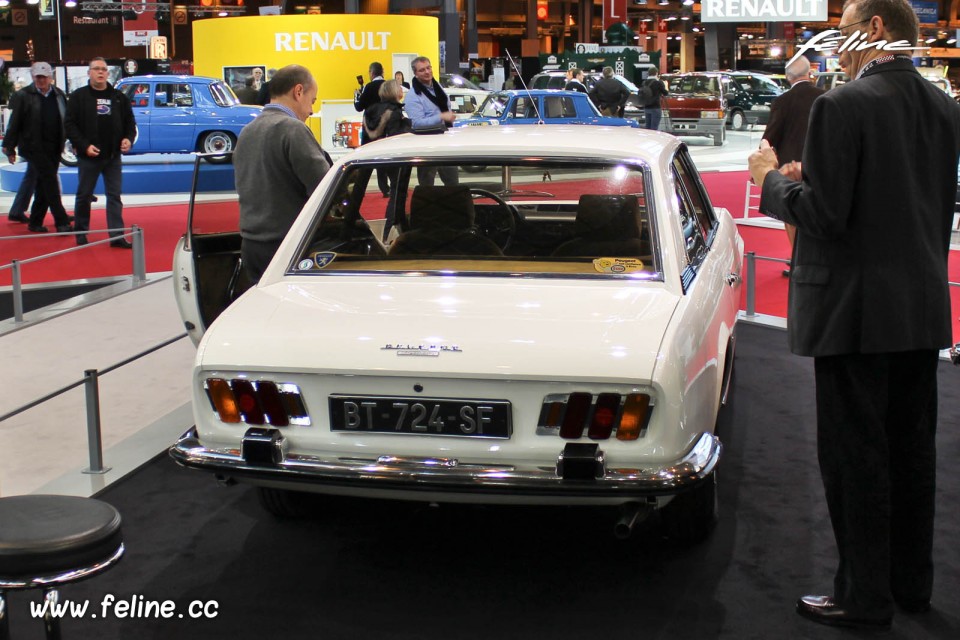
[
  {"left": 616, "top": 393, "right": 650, "bottom": 441},
  {"left": 206, "top": 378, "right": 240, "bottom": 423}
]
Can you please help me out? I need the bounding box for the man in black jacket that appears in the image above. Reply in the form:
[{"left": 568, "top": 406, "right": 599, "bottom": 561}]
[
  {"left": 588, "top": 67, "right": 629, "bottom": 117},
  {"left": 353, "top": 61, "right": 389, "bottom": 195},
  {"left": 749, "top": 0, "right": 960, "bottom": 629},
  {"left": 2, "top": 62, "right": 73, "bottom": 233},
  {"left": 640, "top": 68, "right": 668, "bottom": 131},
  {"left": 64, "top": 57, "right": 137, "bottom": 248},
  {"left": 761, "top": 55, "right": 825, "bottom": 275}
]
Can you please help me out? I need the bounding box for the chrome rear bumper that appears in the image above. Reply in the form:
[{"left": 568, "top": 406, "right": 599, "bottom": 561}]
[{"left": 168, "top": 427, "right": 721, "bottom": 500}]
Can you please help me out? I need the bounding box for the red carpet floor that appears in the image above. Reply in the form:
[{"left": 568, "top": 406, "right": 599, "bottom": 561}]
[{"left": 2, "top": 171, "right": 959, "bottom": 342}]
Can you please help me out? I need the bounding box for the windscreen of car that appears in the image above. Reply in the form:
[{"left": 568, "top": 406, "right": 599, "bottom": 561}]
[
  {"left": 210, "top": 80, "right": 240, "bottom": 106},
  {"left": 667, "top": 76, "right": 720, "bottom": 95},
  {"left": 440, "top": 74, "right": 483, "bottom": 91},
  {"left": 477, "top": 93, "right": 509, "bottom": 117},
  {"left": 449, "top": 94, "right": 480, "bottom": 115},
  {"left": 292, "top": 160, "right": 660, "bottom": 280}
]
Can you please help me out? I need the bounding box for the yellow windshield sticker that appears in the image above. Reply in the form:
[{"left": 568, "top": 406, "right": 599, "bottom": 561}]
[{"left": 594, "top": 257, "right": 644, "bottom": 274}]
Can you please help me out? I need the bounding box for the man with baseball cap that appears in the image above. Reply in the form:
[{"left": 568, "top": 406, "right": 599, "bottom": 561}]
[{"left": 2, "top": 61, "right": 73, "bottom": 233}]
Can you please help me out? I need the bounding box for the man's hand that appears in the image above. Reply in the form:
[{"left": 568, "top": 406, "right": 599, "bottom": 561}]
[
  {"left": 779, "top": 160, "right": 802, "bottom": 181},
  {"left": 86, "top": 145, "right": 100, "bottom": 158},
  {"left": 3, "top": 150, "right": 15, "bottom": 164},
  {"left": 440, "top": 111, "right": 456, "bottom": 124},
  {"left": 120, "top": 138, "right": 132, "bottom": 153},
  {"left": 748, "top": 139, "right": 780, "bottom": 189}
]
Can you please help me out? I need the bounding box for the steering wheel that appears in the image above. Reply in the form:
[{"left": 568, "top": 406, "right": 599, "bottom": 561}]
[{"left": 468, "top": 187, "right": 518, "bottom": 252}]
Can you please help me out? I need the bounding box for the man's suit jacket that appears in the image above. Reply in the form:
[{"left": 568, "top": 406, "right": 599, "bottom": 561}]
[
  {"left": 354, "top": 78, "right": 385, "bottom": 113},
  {"left": 761, "top": 80, "right": 825, "bottom": 164},
  {"left": 760, "top": 58, "right": 960, "bottom": 357}
]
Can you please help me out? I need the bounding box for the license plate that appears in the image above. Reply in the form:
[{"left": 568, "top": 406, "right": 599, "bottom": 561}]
[
  {"left": 329, "top": 395, "right": 512, "bottom": 438},
  {"left": 676, "top": 123, "right": 696, "bottom": 130}
]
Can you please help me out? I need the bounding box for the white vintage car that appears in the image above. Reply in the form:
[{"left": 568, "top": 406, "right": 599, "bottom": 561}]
[{"left": 170, "top": 126, "right": 744, "bottom": 543}]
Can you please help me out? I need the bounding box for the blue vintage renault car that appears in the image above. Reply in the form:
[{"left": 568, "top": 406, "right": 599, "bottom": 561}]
[
  {"left": 112, "top": 75, "right": 261, "bottom": 163},
  {"left": 456, "top": 90, "right": 641, "bottom": 128}
]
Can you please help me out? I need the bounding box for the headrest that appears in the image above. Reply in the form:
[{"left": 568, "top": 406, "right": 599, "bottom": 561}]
[
  {"left": 410, "top": 185, "right": 475, "bottom": 230},
  {"left": 575, "top": 195, "right": 642, "bottom": 239}
]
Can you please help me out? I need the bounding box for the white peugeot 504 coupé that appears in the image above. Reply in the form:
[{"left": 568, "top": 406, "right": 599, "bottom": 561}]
[{"left": 170, "top": 125, "right": 743, "bottom": 543}]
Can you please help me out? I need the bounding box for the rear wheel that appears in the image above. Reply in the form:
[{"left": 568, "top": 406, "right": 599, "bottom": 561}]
[
  {"left": 199, "top": 131, "right": 235, "bottom": 163},
  {"left": 660, "top": 472, "right": 718, "bottom": 545}
]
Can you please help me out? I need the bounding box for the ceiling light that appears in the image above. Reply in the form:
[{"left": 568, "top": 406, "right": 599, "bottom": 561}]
[
  {"left": 682, "top": 0, "right": 695, "bottom": 4},
  {"left": 0, "top": 0, "right": 11, "bottom": 6},
  {"left": 948, "top": 38, "right": 957, "bottom": 44},
  {"left": 925, "top": 37, "right": 936, "bottom": 43},
  {"left": 64, "top": 0, "right": 77, "bottom": 6},
  {"left": 26, "top": 0, "right": 39, "bottom": 5}
]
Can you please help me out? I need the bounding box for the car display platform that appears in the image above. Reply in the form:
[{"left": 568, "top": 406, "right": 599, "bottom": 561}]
[{"left": 0, "top": 154, "right": 235, "bottom": 194}]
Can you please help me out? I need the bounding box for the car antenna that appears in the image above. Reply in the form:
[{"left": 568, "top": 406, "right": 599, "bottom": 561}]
[{"left": 504, "top": 49, "right": 543, "bottom": 124}]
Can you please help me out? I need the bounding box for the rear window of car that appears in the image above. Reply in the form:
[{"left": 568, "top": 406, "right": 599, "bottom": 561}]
[
  {"left": 667, "top": 76, "right": 720, "bottom": 95},
  {"left": 292, "top": 159, "right": 660, "bottom": 280}
]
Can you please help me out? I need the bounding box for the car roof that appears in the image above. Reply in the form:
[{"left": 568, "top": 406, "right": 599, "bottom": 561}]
[
  {"left": 117, "top": 75, "right": 222, "bottom": 83},
  {"left": 342, "top": 124, "right": 679, "bottom": 165}
]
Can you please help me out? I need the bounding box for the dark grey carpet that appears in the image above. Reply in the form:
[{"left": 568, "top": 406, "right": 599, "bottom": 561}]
[{"left": 5, "top": 323, "right": 959, "bottom": 639}]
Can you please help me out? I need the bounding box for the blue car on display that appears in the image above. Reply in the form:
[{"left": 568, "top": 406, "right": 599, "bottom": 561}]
[
  {"left": 455, "top": 89, "right": 641, "bottom": 128},
  {"left": 109, "top": 75, "right": 261, "bottom": 163}
]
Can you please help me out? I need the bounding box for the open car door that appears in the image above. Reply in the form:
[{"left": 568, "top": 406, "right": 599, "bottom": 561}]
[{"left": 172, "top": 152, "right": 248, "bottom": 346}]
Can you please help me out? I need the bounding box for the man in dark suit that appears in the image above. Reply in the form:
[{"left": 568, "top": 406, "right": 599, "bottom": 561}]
[
  {"left": 761, "top": 55, "right": 825, "bottom": 275},
  {"left": 353, "top": 61, "right": 389, "bottom": 196},
  {"left": 749, "top": 0, "right": 960, "bottom": 630}
]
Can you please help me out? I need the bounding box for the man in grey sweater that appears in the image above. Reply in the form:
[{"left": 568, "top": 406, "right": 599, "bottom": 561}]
[{"left": 234, "top": 64, "right": 331, "bottom": 282}]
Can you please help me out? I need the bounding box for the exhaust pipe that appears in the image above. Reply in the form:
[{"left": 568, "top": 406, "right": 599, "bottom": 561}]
[{"left": 614, "top": 502, "right": 650, "bottom": 540}]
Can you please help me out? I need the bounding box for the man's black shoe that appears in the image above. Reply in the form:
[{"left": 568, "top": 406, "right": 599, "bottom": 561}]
[
  {"left": 55, "top": 224, "right": 74, "bottom": 233},
  {"left": 76, "top": 235, "right": 89, "bottom": 246},
  {"left": 27, "top": 224, "right": 48, "bottom": 233},
  {"left": 896, "top": 599, "right": 931, "bottom": 614},
  {"left": 66, "top": 215, "right": 75, "bottom": 223},
  {"left": 8, "top": 213, "right": 28, "bottom": 223},
  {"left": 110, "top": 238, "right": 133, "bottom": 249},
  {"left": 796, "top": 595, "right": 892, "bottom": 630}
]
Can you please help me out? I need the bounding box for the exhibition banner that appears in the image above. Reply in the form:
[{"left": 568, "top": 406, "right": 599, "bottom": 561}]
[
  {"left": 193, "top": 15, "right": 440, "bottom": 105},
  {"left": 701, "top": 0, "right": 827, "bottom": 23},
  {"left": 602, "top": 0, "right": 628, "bottom": 32},
  {"left": 123, "top": 3, "right": 159, "bottom": 47}
]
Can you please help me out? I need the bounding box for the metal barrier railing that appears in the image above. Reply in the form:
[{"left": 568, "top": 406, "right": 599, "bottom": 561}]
[
  {"left": 741, "top": 249, "right": 960, "bottom": 321},
  {"left": 0, "top": 225, "right": 146, "bottom": 323},
  {"left": 0, "top": 332, "right": 188, "bottom": 474}
]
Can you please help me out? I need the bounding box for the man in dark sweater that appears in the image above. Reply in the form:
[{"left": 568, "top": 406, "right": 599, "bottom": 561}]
[
  {"left": 64, "top": 57, "right": 137, "bottom": 248},
  {"left": 2, "top": 62, "right": 73, "bottom": 233},
  {"left": 234, "top": 64, "right": 332, "bottom": 282}
]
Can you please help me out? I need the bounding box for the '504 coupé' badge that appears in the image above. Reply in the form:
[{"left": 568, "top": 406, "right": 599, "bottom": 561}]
[{"left": 382, "top": 344, "right": 463, "bottom": 357}]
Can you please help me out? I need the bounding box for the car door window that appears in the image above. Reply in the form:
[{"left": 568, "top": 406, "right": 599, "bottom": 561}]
[
  {"left": 155, "top": 83, "right": 193, "bottom": 108},
  {"left": 543, "top": 96, "right": 575, "bottom": 118},
  {"left": 673, "top": 150, "right": 716, "bottom": 242},
  {"left": 122, "top": 83, "right": 151, "bottom": 108},
  {"left": 672, "top": 158, "right": 709, "bottom": 287},
  {"left": 509, "top": 97, "right": 537, "bottom": 119}
]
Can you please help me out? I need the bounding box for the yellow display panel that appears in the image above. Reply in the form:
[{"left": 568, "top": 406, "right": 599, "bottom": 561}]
[{"left": 193, "top": 15, "right": 440, "bottom": 104}]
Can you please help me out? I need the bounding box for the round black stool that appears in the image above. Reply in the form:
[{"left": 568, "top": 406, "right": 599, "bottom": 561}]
[{"left": 0, "top": 495, "right": 123, "bottom": 640}]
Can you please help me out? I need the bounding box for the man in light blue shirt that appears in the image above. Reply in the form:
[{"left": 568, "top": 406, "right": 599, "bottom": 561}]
[{"left": 405, "top": 56, "right": 458, "bottom": 186}]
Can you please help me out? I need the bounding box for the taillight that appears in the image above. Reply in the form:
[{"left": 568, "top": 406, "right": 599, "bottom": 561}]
[
  {"left": 538, "top": 392, "right": 653, "bottom": 441},
  {"left": 204, "top": 378, "right": 310, "bottom": 426}
]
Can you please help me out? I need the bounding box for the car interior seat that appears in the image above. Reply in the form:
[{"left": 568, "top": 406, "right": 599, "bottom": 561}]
[
  {"left": 388, "top": 185, "right": 503, "bottom": 257},
  {"left": 552, "top": 194, "right": 647, "bottom": 257}
]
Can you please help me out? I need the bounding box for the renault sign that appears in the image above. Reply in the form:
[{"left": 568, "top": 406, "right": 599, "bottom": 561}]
[{"left": 701, "top": 0, "right": 827, "bottom": 22}]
